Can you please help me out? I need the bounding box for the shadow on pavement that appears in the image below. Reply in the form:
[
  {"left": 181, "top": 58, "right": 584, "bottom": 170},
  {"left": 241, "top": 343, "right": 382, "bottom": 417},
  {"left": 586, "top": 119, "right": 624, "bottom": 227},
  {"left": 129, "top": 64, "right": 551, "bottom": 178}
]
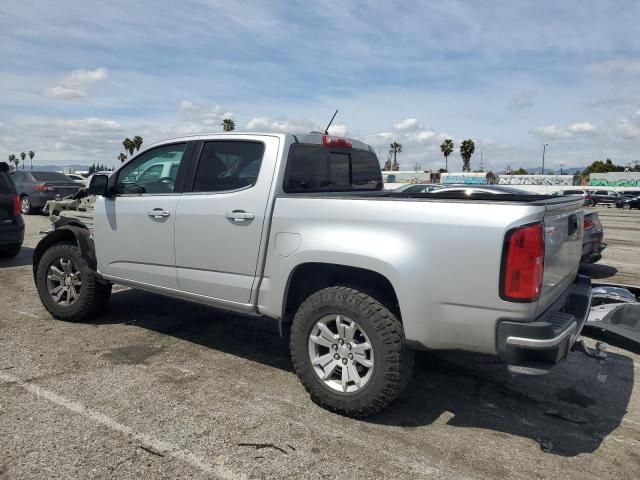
[
  {"left": 97, "top": 289, "right": 634, "bottom": 458},
  {"left": 579, "top": 263, "right": 618, "bottom": 279},
  {"left": 0, "top": 246, "right": 34, "bottom": 268}
]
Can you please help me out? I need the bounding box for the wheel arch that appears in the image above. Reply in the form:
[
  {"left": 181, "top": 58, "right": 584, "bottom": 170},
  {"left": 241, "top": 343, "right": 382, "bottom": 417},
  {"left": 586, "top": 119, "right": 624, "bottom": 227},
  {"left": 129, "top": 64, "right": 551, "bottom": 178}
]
[
  {"left": 33, "top": 222, "right": 98, "bottom": 282},
  {"left": 282, "top": 262, "right": 401, "bottom": 323}
]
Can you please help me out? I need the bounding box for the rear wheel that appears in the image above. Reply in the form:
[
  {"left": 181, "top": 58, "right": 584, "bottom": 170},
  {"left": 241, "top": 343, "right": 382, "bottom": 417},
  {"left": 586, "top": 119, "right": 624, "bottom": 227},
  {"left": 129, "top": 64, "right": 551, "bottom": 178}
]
[
  {"left": 35, "top": 242, "right": 111, "bottom": 321},
  {"left": 623, "top": 203, "right": 631, "bottom": 210},
  {"left": 0, "top": 244, "right": 21, "bottom": 258},
  {"left": 20, "top": 195, "right": 32, "bottom": 215},
  {"left": 290, "top": 286, "right": 414, "bottom": 418}
]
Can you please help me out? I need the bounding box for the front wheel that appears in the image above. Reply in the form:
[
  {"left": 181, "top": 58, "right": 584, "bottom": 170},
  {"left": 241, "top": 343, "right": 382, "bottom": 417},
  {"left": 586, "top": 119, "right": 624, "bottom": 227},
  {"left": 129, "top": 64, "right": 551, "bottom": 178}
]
[
  {"left": 290, "top": 286, "right": 414, "bottom": 418},
  {"left": 623, "top": 203, "right": 631, "bottom": 210},
  {"left": 35, "top": 242, "right": 111, "bottom": 321}
]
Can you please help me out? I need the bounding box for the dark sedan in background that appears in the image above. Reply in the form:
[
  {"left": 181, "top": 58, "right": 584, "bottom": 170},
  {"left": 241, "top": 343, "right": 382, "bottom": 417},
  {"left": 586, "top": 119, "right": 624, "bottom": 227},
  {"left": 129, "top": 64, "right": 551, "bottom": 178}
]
[
  {"left": 0, "top": 162, "right": 24, "bottom": 258},
  {"left": 616, "top": 195, "right": 640, "bottom": 210},
  {"left": 10, "top": 171, "right": 80, "bottom": 214}
]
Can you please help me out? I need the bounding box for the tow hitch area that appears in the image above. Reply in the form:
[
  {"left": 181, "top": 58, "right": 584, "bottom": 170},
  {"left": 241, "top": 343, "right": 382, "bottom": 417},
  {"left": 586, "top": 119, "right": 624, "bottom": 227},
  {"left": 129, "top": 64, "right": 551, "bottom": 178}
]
[{"left": 572, "top": 339, "right": 608, "bottom": 361}]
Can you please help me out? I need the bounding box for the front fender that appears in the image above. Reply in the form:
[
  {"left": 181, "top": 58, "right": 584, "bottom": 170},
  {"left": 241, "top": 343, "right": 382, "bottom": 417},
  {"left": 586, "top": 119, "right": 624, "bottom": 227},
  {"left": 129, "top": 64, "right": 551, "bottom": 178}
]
[{"left": 32, "top": 223, "right": 98, "bottom": 282}]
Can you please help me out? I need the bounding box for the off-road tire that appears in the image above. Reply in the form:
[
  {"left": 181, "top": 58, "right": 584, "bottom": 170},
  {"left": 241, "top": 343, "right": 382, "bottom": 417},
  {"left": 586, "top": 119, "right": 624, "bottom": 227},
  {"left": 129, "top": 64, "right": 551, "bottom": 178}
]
[
  {"left": 35, "top": 242, "right": 111, "bottom": 321},
  {"left": 0, "top": 244, "right": 21, "bottom": 258},
  {"left": 290, "top": 286, "right": 414, "bottom": 418}
]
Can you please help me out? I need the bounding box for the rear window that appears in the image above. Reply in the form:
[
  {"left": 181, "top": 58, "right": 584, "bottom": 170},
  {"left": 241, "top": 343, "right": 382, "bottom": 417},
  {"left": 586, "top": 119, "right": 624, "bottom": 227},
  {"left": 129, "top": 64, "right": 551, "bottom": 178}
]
[
  {"left": 31, "top": 172, "right": 73, "bottom": 182},
  {"left": 0, "top": 173, "right": 15, "bottom": 193},
  {"left": 284, "top": 145, "right": 382, "bottom": 193}
]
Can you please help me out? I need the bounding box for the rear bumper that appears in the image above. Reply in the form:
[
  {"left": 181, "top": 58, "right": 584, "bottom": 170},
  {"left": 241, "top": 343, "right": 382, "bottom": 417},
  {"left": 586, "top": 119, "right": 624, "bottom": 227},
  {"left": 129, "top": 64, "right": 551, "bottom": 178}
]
[{"left": 496, "top": 275, "right": 592, "bottom": 368}]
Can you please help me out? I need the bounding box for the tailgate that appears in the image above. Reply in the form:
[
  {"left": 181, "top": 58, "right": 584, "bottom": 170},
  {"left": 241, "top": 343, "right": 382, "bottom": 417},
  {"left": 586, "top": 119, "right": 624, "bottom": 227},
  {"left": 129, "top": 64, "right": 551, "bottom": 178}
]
[{"left": 537, "top": 198, "right": 584, "bottom": 313}]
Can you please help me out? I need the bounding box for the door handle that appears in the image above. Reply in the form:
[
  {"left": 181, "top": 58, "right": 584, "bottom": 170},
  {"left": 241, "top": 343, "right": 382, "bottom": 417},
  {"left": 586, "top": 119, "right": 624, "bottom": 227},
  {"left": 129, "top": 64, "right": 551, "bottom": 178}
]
[
  {"left": 225, "top": 210, "right": 255, "bottom": 222},
  {"left": 147, "top": 208, "right": 170, "bottom": 219}
]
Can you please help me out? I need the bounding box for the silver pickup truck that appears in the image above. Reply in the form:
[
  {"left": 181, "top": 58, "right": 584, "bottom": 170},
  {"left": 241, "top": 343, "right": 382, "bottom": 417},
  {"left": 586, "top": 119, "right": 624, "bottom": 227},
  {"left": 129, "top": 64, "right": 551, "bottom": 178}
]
[{"left": 33, "top": 132, "right": 591, "bottom": 417}]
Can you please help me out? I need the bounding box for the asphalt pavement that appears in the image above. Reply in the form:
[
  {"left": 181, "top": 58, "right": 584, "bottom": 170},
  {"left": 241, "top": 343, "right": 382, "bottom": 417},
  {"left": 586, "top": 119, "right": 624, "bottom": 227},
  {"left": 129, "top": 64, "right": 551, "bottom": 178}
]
[{"left": 1, "top": 211, "right": 639, "bottom": 479}]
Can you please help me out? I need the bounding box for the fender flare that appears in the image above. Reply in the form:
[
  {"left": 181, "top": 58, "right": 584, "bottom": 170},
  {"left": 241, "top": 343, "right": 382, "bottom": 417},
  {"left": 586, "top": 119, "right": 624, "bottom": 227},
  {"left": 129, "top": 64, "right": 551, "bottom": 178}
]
[{"left": 32, "top": 220, "right": 99, "bottom": 282}]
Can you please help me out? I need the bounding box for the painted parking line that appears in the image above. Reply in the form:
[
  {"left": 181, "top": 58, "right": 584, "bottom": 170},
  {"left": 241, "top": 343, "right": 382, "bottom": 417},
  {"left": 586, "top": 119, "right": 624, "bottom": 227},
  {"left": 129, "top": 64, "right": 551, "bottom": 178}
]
[{"left": 0, "top": 370, "right": 244, "bottom": 480}]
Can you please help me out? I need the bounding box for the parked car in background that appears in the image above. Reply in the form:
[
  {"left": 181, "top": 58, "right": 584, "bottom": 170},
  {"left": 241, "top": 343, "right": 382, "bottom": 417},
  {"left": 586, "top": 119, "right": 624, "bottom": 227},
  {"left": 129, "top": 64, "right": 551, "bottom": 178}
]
[
  {"left": 65, "top": 173, "right": 87, "bottom": 185},
  {"left": 615, "top": 195, "right": 640, "bottom": 210},
  {"left": 555, "top": 189, "right": 596, "bottom": 206},
  {"left": 589, "top": 190, "right": 620, "bottom": 205},
  {"left": 0, "top": 162, "right": 24, "bottom": 258},
  {"left": 581, "top": 211, "right": 605, "bottom": 263},
  {"left": 11, "top": 171, "right": 80, "bottom": 214},
  {"left": 393, "top": 183, "right": 439, "bottom": 193}
]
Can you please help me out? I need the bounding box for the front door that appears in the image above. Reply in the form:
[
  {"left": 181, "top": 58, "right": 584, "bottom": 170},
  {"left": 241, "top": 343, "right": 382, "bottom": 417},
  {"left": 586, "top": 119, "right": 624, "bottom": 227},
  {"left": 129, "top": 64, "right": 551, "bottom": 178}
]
[
  {"left": 94, "top": 142, "right": 191, "bottom": 289},
  {"left": 174, "top": 136, "right": 279, "bottom": 303}
]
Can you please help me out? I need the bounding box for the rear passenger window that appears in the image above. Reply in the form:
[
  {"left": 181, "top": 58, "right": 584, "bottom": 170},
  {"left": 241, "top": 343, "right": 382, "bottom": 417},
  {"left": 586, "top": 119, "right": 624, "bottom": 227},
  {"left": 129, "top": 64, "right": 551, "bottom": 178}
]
[
  {"left": 285, "top": 145, "right": 382, "bottom": 192},
  {"left": 192, "top": 141, "right": 265, "bottom": 192}
]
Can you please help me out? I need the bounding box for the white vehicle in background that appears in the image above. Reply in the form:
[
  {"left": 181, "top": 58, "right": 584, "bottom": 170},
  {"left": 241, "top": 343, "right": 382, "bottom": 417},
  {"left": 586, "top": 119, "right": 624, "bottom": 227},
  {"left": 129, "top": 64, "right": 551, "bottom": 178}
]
[
  {"left": 65, "top": 173, "right": 87, "bottom": 185},
  {"left": 33, "top": 132, "right": 591, "bottom": 417}
]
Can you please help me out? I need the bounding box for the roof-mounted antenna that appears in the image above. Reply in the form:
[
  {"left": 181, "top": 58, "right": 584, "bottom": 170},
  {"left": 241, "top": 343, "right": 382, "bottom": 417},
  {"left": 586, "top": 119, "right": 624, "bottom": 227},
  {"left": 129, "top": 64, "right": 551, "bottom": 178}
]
[{"left": 324, "top": 109, "right": 339, "bottom": 135}]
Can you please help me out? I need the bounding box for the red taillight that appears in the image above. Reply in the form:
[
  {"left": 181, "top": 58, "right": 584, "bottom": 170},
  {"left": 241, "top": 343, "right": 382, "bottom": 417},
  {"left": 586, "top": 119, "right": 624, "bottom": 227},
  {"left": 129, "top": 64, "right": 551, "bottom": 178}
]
[
  {"left": 322, "top": 135, "right": 352, "bottom": 148},
  {"left": 34, "top": 183, "right": 54, "bottom": 192},
  {"left": 501, "top": 222, "right": 545, "bottom": 302},
  {"left": 584, "top": 218, "right": 595, "bottom": 230},
  {"left": 12, "top": 194, "right": 20, "bottom": 219}
]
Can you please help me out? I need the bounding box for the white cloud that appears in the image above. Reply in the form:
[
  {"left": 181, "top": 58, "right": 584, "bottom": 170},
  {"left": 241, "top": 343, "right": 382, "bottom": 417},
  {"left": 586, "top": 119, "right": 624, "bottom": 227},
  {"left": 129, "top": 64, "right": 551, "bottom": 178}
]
[
  {"left": 393, "top": 118, "right": 421, "bottom": 132},
  {"left": 587, "top": 58, "right": 640, "bottom": 76},
  {"left": 178, "top": 100, "right": 233, "bottom": 128},
  {"left": 615, "top": 110, "right": 640, "bottom": 139},
  {"left": 46, "top": 67, "right": 108, "bottom": 99},
  {"left": 245, "top": 116, "right": 343, "bottom": 134},
  {"left": 567, "top": 122, "right": 597, "bottom": 134},
  {"left": 532, "top": 122, "right": 597, "bottom": 139}
]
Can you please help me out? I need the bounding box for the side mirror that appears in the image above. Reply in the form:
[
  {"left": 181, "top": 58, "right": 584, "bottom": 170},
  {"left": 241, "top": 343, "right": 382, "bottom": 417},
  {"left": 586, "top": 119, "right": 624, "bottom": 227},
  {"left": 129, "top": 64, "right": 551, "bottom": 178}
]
[
  {"left": 87, "top": 174, "right": 110, "bottom": 196},
  {"left": 0, "top": 162, "right": 9, "bottom": 173}
]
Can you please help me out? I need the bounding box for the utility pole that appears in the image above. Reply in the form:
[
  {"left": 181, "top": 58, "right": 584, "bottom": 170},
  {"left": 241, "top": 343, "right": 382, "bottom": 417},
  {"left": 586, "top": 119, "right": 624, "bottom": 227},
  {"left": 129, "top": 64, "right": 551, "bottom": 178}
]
[
  {"left": 560, "top": 163, "right": 564, "bottom": 175},
  {"left": 542, "top": 144, "right": 548, "bottom": 174},
  {"left": 480, "top": 149, "right": 484, "bottom": 172}
]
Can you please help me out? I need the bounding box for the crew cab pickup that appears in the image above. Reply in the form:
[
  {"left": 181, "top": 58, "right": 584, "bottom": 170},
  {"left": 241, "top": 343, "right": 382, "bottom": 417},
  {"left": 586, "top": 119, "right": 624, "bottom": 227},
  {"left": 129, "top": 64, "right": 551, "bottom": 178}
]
[{"left": 33, "top": 132, "right": 591, "bottom": 417}]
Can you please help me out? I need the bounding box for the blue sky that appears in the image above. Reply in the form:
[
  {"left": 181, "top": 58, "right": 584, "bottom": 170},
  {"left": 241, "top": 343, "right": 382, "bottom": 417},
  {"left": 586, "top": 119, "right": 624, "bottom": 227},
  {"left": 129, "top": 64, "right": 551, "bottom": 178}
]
[{"left": 1, "top": 0, "right": 640, "bottom": 171}]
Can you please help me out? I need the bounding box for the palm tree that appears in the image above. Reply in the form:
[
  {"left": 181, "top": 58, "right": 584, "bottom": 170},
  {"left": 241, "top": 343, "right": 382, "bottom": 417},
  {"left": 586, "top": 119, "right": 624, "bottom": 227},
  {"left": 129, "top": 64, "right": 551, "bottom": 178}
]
[
  {"left": 460, "top": 139, "right": 475, "bottom": 172},
  {"left": 133, "top": 136, "right": 143, "bottom": 152},
  {"left": 222, "top": 118, "right": 235, "bottom": 132},
  {"left": 123, "top": 138, "right": 135, "bottom": 156},
  {"left": 440, "top": 139, "right": 454, "bottom": 172},
  {"left": 20, "top": 152, "right": 26, "bottom": 169},
  {"left": 13, "top": 156, "right": 20, "bottom": 170},
  {"left": 8, "top": 154, "right": 15, "bottom": 170},
  {"left": 28, "top": 150, "right": 34, "bottom": 170},
  {"left": 389, "top": 142, "right": 402, "bottom": 171},
  {"left": 117, "top": 153, "right": 128, "bottom": 163}
]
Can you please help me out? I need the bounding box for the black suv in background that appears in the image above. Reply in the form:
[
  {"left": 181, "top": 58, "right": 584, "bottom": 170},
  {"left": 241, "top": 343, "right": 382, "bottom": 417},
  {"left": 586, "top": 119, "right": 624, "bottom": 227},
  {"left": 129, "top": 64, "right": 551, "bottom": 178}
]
[
  {"left": 11, "top": 171, "right": 79, "bottom": 214},
  {"left": 0, "top": 162, "right": 24, "bottom": 258}
]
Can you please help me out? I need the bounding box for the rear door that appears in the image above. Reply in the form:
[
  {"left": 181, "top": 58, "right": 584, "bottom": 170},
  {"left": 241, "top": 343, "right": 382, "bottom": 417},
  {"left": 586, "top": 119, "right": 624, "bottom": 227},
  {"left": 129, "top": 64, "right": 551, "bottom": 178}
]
[
  {"left": 174, "top": 135, "right": 280, "bottom": 303},
  {"left": 94, "top": 142, "right": 193, "bottom": 289},
  {"left": 537, "top": 198, "right": 585, "bottom": 312}
]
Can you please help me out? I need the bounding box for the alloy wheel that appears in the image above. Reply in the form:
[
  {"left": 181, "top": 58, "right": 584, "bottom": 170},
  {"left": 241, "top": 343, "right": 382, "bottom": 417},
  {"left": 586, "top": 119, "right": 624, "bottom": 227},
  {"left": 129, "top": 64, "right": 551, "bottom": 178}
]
[
  {"left": 46, "top": 257, "right": 82, "bottom": 306},
  {"left": 307, "top": 314, "right": 374, "bottom": 393}
]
